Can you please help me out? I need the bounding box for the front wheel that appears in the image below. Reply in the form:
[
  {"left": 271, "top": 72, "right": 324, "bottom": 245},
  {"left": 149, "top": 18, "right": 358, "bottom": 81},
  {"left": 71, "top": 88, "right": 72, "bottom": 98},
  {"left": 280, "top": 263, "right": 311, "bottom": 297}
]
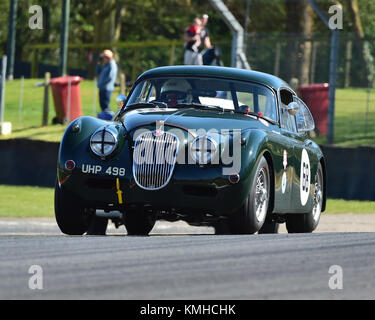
[
  {"left": 286, "top": 162, "right": 324, "bottom": 233},
  {"left": 54, "top": 180, "right": 89, "bottom": 235},
  {"left": 228, "top": 156, "right": 271, "bottom": 234}
]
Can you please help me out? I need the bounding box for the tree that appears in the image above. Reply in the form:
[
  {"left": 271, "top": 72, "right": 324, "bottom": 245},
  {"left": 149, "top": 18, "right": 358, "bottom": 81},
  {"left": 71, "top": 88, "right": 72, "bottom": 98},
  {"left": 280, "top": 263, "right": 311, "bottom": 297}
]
[
  {"left": 284, "top": 0, "right": 314, "bottom": 86},
  {"left": 347, "top": 0, "right": 375, "bottom": 86}
]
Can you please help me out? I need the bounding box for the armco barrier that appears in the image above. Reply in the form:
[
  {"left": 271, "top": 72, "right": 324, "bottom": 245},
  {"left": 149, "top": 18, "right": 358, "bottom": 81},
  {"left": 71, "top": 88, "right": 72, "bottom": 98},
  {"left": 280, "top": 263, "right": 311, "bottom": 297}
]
[
  {"left": 320, "top": 145, "right": 375, "bottom": 201},
  {"left": 0, "top": 139, "right": 59, "bottom": 187},
  {"left": 0, "top": 140, "right": 374, "bottom": 201}
]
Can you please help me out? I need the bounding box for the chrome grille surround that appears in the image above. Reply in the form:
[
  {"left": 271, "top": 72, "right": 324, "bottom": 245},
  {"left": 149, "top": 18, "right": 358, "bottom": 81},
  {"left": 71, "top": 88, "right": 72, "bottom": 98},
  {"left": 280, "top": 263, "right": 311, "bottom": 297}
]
[{"left": 132, "top": 131, "right": 179, "bottom": 190}]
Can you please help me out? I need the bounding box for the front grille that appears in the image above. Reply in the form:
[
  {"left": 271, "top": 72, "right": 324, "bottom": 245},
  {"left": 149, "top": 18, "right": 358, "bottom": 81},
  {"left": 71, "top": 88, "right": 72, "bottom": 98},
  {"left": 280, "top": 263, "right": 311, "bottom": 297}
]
[{"left": 133, "top": 131, "right": 179, "bottom": 190}]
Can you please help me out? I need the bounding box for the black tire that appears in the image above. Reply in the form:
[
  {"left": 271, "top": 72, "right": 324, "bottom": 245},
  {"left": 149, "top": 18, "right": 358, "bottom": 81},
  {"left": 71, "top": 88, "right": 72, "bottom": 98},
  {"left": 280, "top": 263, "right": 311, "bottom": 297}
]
[
  {"left": 258, "top": 219, "right": 279, "bottom": 234},
  {"left": 87, "top": 215, "right": 108, "bottom": 236},
  {"left": 286, "top": 162, "right": 324, "bottom": 233},
  {"left": 123, "top": 206, "right": 155, "bottom": 236},
  {"left": 54, "top": 180, "right": 89, "bottom": 235},
  {"left": 228, "top": 156, "right": 271, "bottom": 234}
]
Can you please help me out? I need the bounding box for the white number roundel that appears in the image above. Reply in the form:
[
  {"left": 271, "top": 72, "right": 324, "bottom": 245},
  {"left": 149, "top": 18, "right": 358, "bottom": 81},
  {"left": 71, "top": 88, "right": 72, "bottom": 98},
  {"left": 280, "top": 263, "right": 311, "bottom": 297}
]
[{"left": 300, "top": 149, "right": 311, "bottom": 206}]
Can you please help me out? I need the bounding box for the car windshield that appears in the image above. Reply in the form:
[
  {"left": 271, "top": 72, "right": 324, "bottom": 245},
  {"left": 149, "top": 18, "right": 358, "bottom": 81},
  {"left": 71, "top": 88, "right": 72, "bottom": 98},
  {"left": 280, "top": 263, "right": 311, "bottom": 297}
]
[{"left": 126, "top": 76, "right": 278, "bottom": 121}]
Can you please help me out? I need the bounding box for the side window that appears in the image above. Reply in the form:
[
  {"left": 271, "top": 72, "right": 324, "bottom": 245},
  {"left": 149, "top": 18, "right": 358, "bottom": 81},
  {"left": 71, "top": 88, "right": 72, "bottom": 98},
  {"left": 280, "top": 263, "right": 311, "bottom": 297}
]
[
  {"left": 294, "top": 97, "right": 315, "bottom": 132},
  {"left": 237, "top": 91, "right": 277, "bottom": 121},
  {"left": 279, "top": 89, "right": 297, "bottom": 132}
]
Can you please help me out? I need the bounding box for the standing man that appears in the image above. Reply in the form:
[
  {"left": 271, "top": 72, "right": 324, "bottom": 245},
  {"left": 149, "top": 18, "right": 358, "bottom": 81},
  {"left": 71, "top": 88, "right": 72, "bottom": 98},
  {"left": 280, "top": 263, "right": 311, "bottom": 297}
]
[
  {"left": 199, "top": 14, "right": 212, "bottom": 52},
  {"left": 184, "top": 18, "right": 203, "bottom": 65},
  {"left": 96, "top": 49, "right": 118, "bottom": 119}
]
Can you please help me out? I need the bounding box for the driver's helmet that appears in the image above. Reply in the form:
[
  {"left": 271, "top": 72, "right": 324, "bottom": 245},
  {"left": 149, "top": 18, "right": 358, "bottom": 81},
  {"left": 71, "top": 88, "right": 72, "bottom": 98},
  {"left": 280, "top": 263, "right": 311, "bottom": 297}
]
[{"left": 160, "top": 79, "right": 192, "bottom": 105}]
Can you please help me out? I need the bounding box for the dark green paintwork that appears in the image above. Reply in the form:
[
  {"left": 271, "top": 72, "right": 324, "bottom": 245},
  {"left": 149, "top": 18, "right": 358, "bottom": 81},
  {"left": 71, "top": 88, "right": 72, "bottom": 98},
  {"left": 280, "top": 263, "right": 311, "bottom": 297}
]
[
  {"left": 57, "top": 66, "right": 325, "bottom": 219},
  {"left": 138, "top": 66, "right": 290, "bottom": 91}
]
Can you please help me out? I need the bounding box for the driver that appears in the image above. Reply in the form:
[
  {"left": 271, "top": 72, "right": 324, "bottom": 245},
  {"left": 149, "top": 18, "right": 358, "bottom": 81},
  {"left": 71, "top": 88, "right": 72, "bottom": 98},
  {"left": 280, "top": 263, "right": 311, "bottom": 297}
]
[{"left": 160, "top": 79, "right": 193, "bottom": 106}]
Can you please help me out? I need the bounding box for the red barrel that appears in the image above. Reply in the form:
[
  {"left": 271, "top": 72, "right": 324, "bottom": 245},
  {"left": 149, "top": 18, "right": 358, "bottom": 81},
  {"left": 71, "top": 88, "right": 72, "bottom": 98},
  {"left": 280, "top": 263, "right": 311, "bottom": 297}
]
[
  {"left": 50, "top": 76, "right": 83, "bottom": 124},
  {"left": 298, "top": 83, "right": 329, "bottom": 135}
]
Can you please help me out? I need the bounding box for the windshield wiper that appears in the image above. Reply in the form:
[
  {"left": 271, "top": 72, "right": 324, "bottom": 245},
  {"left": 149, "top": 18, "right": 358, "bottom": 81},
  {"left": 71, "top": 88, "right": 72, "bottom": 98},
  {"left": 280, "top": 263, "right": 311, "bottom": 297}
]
[
  {"left": 117, "top": 101, "right": 167, "bottom": 117},
  {"left": 175, "top": 103, "right": 226, "bottom": 112},
  {"left": 236, "top": 109, "right": 277, "bottom": 125}
]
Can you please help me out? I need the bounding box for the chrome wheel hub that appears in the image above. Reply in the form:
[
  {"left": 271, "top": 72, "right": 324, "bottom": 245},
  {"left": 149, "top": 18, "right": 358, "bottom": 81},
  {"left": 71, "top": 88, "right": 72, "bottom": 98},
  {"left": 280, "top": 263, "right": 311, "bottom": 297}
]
[
  {"left": 312, "top": 169, "right": 323, "bottom": 222},
  {"left": 255, "top": 168, "right": 269, "bottom": 223}
]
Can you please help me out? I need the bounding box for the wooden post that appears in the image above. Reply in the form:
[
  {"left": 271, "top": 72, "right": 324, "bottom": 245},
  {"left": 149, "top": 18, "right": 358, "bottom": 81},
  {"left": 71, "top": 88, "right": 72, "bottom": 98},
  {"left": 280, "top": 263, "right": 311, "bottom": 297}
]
[
  {"left": 31, "top": 49, "right": 39, "bottom": 78},
  {"left": 18, "top": 76, "right": 24, "bottom": 122},
  {"left": 120, "top": 73, "right": 126, "bottom": 95},
  {"left": 42, "top": 72, "right": 50, "bottom": 126},
  {"left": 169, "top": 45, "right": 176, "bottom": 66},
  {"left": 310, "top": 41, "right": 319, "bottom": 84},
  {"left": 132, "top": 48, "right": 139, "bottom": 83},
  {"left": 274, "top": 42, "right": 281, "bottom": 77},
  {"left": 344, "top": 40, "right": 352, "bottom": 88}
]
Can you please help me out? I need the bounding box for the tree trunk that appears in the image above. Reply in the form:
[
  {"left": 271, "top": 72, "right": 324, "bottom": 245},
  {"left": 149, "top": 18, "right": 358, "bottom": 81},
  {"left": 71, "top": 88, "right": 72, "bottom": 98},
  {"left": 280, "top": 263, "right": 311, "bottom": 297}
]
[
  {"left": 285, "top": 0, "right": 314, "bottom": 86},
  {"left": 285, "top": 0, "right": 300, "bottom": 82},
  {"left": 347, "top": 0, "right": 375, "bottom": 86},
  {"left": 89, "top": 1, "right": 126, "bottom": 77},
  {"left": 299, "top": 3, "right": 314, "bottom": 86}
]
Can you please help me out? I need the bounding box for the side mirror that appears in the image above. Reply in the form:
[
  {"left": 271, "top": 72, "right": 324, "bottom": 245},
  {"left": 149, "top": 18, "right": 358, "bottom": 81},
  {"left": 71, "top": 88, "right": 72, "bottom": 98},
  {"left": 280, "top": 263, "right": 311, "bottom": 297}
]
[
  {"left": 116, "top": 94, "right": 127, "bottom": 107},
  {"left": 286, "top": 102, "right": 299, "bottom": 116}
]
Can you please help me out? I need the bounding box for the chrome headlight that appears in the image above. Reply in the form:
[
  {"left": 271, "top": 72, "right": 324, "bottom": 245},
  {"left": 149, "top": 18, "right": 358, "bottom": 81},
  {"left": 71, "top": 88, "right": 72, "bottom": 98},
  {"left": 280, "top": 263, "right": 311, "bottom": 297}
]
[
  {"left": 190, "top": 135, "right": 218, "bottom": 165},
  {"left": 90, "top": 127, "right": 118, "bottom": 157}
]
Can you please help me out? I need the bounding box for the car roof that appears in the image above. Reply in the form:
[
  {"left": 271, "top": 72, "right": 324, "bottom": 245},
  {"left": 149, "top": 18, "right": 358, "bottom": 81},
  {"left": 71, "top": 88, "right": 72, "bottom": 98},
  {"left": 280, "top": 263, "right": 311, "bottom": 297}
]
[{"left": 137, "top": 66, "right": 291, "bottom": 91}]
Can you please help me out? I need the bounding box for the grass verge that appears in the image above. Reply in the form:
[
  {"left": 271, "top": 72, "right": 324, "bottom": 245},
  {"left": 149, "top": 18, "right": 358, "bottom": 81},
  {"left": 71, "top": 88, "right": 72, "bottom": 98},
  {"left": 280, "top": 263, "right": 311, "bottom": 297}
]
[
  {"left": 0, "top": 185, "right": 54, "bottom": 218},
  {"left": 0, "top": 185, "right": 374, "bottom": 218}
]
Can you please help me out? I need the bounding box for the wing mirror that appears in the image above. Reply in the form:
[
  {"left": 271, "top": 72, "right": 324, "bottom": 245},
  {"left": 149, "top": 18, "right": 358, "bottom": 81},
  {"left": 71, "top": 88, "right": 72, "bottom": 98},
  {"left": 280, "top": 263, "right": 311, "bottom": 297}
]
[
  {"left": 116, "top": 94, "right": 127, "bottom": 107},
  {"left": 286, "top": 102, "right": 299, "bottom": 116}
]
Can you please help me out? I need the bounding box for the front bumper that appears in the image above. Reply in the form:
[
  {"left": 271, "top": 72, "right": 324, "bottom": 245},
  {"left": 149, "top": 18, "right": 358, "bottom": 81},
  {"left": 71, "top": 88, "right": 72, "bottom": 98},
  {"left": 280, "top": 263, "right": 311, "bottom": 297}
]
[{"left": 58, "top": 163, "right": 250, "bottom": 216}]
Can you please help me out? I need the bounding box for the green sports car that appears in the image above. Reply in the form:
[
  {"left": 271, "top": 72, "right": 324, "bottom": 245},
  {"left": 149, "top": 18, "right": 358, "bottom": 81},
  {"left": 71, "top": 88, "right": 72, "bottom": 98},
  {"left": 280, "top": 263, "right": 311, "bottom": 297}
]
[{"left": 55, "top": 66, "right": 326, "bottom": 235}]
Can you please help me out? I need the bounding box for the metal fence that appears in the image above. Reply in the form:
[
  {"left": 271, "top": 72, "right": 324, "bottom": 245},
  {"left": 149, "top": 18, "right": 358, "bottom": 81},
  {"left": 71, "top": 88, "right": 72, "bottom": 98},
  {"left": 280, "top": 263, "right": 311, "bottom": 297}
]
[
  {"left": 245, "top": 32, "right": 375, "bottom": 145},
  {"left": 6, "top": 34, "right": 375, "bottom": 145}
]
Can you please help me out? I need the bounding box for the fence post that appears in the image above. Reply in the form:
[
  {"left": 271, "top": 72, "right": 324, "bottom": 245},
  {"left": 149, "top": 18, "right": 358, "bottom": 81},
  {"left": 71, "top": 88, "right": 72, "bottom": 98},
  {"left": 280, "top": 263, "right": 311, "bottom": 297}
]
[
  {"left": 344, "top": 40, "right": 352, "bottom": 88},
  {"left": 132, "top": 48, "right": 139, "bottom": 83},
  {"left": 31, "top": 49, "right": 39, "bottom": 78},
  {"left": 92, "top": 77, "right": 97, "bottom": 116},
  {"left": 0, "top": 56, "right": 7, "bottom": 125},
  {"left": 169, "top": 45, "right": 176, "bottom": 66},
  {"left": 310, "top": 41, "right": 319, "bottom": 84},
  {"left": 42, "top": 72, "right": 51, "bottom": 126},
  {"left": 19, "top": 76, "right": 24, "bottom": 122},
  {"left": 274, "top": 42, "right": 281, "bottom": 77},
  {"left": 120, "top": 73, "right": 126, "bottom": 95},
  {"left": 0, "top": 56, "right": 11, "bottom": 135}
]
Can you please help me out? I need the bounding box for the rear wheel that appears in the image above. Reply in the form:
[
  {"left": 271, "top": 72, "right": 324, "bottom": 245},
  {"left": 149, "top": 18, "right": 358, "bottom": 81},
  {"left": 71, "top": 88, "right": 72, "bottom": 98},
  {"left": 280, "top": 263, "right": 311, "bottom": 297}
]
[
  {"left": 54, "top": 180, "right": 89, "bottom": 235},
  {"left": 286, "top": 162, "right": 324, "bottom": 233},
  {"left": 123, "top": 206, "right": 156, "bottom": 236},
  {"left": 228, "top": 156, "right": 270, "bottom": 234}
]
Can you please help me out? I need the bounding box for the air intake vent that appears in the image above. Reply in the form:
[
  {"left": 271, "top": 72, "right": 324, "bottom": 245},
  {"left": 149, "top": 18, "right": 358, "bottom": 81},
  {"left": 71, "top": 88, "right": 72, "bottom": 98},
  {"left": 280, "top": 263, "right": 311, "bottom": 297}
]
[{"left": 133, "top": 131, "right": 179, "bottom": 190}]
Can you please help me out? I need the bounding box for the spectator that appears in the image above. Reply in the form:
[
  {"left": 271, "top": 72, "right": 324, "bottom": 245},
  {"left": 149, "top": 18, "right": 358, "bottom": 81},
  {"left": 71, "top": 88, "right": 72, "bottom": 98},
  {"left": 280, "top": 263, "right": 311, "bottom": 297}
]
[
  {"left": 184, "top": 18, "right": 203, "bottom": 65},
  {"left": 199, "top": 14, "right": 212, "bottom": 52},
  {"left": 96, "top": 50, "right": 118, "bottom": 118}
]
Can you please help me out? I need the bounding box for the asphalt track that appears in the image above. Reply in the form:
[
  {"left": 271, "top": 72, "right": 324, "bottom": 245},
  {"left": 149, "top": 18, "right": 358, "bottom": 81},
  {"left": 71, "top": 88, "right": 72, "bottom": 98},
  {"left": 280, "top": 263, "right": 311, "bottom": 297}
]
[{"left": 0, "top": 219, "right": 374, "bottom": 299}]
